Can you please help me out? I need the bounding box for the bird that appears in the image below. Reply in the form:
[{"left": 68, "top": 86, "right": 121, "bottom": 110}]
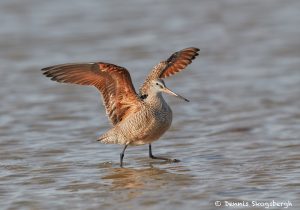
[{"left": 42, "top": 47, "right": 200, "bottom": 167}]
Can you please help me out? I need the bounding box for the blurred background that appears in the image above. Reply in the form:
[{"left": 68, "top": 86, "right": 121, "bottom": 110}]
[{"left": 0, "top": 0, "right": 299, "bottom": 209}]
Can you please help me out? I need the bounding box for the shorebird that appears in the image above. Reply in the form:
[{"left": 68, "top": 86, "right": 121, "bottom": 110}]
[{"left": 42, "top": 47, "right": 199, "bottom": 167}]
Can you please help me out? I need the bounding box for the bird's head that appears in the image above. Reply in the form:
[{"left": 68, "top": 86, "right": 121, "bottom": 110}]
[{"left": 150, "top": 79, "right": 189, "bottom": 102}]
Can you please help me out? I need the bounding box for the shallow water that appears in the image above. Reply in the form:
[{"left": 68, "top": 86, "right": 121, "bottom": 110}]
[{"left": 1, "top": 0, "right": 300, "bottom": 209}]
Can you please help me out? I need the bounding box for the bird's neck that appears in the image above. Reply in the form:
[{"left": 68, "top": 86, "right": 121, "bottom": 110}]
[{"left": 144, "top": 92, "right": 167, "bottom": 108}]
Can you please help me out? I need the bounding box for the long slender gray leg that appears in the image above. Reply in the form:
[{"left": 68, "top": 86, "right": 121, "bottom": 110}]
[
  {"left": 148, "top": 144, "right": 180, "bottom": 162},
  {"left": 120, "top": 144, "right": 128, "bottom": 167}
]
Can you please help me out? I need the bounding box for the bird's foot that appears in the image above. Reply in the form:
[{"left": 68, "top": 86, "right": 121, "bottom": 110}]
[
  {"left": 149, "top": 155, "right": 180, "bottom": 163},
  {"left": 169, "top": 158, "right": 180, "bottom": 163}
]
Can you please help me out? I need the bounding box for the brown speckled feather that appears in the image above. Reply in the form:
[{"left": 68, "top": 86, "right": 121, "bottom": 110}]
[
  {"left": 42, "top": 62, "right": 141, "bottom": 125},
  {"left": 139, "top": 47, "right": 199, "bottom": 96}
]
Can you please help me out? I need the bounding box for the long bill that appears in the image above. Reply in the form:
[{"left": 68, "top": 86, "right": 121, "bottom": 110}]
[{"left": 162, "top": 87, "right": 190, "bottom": 102}]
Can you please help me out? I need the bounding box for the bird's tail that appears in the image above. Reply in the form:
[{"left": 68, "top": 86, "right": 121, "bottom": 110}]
[{"left": 97, "top": 133, "right": 119, "bottom": 144}]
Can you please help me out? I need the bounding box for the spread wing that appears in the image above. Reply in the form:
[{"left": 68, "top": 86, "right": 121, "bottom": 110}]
[
  {"left": 139, "top": 47, "right": 199, "bottom": 96},
  {"left": 42, "top": 62, "right": 141, "bottom": 125}
]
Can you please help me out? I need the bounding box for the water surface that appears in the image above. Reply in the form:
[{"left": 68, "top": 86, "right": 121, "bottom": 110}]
[{"left": 0, "top": 0, "right": 300, "bottom": 209}]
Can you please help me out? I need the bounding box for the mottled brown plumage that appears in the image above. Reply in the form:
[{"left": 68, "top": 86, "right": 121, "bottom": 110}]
[
  {"left": 43, "top": 62, "right": 140, "bottom": 125},
  {"left": 42, "top": 47, "right": 199, "bottom": 167}
]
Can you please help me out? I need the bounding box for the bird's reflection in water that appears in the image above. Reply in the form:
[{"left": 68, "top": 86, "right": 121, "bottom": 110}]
[
  {"left": 102, "top": 165, "right": 166, "bottom": 190},
  {"left": 101, "top": 162, "right": 195, "bottom": 202}
]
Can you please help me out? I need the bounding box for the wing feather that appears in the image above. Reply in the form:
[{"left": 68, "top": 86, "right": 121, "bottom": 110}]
[
  {"left": 139, "top": 47, "right": 199, "bottom": 96},
  {"left": 42, "top": 62, "right": 141, "bottom": 125}
]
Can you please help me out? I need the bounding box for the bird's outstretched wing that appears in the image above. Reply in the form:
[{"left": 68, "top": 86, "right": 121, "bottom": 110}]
[
  {"left": 139, "top": 47, "right": 199, "bottom": 96},
  {"left": 42, "top": 62, "right": 141, "bottom": 125}
]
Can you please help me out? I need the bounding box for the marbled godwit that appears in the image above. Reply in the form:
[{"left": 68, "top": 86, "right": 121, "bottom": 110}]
[{"left": 42, "top": 47, "right": 199, "bottom": 167}]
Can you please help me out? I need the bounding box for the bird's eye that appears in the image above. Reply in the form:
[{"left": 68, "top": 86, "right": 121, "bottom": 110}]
[{"left": 155, "top": 82, "right": 163, "bottom": 88}]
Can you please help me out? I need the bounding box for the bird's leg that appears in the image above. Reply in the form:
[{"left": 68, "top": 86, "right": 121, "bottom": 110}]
[
  {"left": 148, "top": 144, "right": 180, "bottom": 162},
  {"left": 120, "top": 144, "right": 128, "bottom": 167}
]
